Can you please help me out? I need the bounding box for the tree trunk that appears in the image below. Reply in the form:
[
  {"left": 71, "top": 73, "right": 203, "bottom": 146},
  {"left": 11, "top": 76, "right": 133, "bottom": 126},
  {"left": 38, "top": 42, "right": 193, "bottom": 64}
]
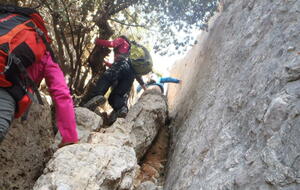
[
  {"left": 51, "top": 14, "right": 67, "bottom": 73},
  {"left": 79, "top": 20, "right": 114, "bottom": 104}
]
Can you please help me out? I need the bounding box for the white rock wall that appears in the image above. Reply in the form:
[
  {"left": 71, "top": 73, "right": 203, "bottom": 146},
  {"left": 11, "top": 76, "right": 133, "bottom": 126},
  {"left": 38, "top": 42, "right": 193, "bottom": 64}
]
[{"left": 165, "top": 0, "right": 300, "bottom": 189}]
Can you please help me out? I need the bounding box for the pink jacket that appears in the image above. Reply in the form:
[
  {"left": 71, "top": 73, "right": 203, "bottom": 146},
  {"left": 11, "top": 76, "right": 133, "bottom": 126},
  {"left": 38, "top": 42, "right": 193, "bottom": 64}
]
[{"left": 27, "top": 52, "right": 78, "bottom": 143}]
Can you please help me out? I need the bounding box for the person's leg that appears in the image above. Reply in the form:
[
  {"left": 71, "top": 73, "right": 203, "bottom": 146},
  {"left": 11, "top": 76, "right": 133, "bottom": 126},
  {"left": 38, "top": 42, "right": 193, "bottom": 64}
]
[
  {"left": 90, "top": 73, "right": 112, "bottom": 98},
  {"left": 109, "top": 89, "right": 129, "bottom": 114},
  {"left": 83, "top": 62, "right": 123, "bottom": 110},
  {"left": 109, "top": 62, "right": 135, "bottom": 115},
  {"left": 0, "top": 88, "right": 16, "bottom": 143},
  {"left": 107, "top": 92, "right": 128, "bottom": 125}
]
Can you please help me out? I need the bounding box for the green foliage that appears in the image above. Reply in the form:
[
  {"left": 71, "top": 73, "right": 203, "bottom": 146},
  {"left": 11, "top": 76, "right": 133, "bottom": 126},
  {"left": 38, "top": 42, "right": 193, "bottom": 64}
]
[
  {"left": 10, "top": 0, "right": 219, "bottom": 95},
  {"left": 134, "top": 0, "right": 219, "bottom": 55}
]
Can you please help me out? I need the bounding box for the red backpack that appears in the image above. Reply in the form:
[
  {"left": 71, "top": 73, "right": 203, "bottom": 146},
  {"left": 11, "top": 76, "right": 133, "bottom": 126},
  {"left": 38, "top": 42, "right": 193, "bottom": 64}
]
[{"left": 0, "top": 5, "right": 51, "bottom": 118}]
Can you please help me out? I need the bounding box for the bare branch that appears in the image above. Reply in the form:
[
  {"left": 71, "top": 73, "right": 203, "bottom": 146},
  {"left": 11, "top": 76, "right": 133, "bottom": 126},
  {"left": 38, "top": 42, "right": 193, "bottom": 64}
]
[
  {"left": 108, "top": 0, "right": 138, "bottom": 16},
  {"left": 108, "top": 18, "right": 148, "bottom": 28}
]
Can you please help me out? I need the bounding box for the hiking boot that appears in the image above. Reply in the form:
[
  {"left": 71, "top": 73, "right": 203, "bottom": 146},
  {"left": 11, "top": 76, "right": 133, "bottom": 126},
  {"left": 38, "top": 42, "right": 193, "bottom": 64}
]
[
  {"left": 82, "top": 95, "right": 106, "bottom": 111},
  {"left": 107, "top": 107, "right": 128, "bottom": 126},
  {"left": 107, "top": 111, "right": 117, "bottom": 126},
  {"left": 116, "top": 106, "right": 128, "bottom": 118}
]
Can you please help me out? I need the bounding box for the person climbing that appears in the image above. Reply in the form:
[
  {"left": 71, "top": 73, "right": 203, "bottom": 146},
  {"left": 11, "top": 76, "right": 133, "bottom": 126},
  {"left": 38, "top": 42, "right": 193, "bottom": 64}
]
[
  {"left": 137, "top": 75, "right": 181, "bottom": 94},
  {"left": 0, "top": 5, "right": 78, "bottom": 147},
  {"left": 82, "top": 36, "right": 147, "bottom": 119}
]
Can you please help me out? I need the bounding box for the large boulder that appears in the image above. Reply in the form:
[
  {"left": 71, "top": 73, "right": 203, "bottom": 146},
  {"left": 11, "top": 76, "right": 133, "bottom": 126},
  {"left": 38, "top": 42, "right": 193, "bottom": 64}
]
[
  {"left": 0, "top": 102, "right": 54, "bottom": 190},
  {"left": 126, "top": 88, "right": 168, "bottom": 159},
  {"left": 33, "top": 88, "right": 168, "bottom": 190},
  {"left": 54, "top": 107, "right": 103, "bottom": 145},
  {"left": 34, "top": 143, "right": 138, "bottom": 190}
]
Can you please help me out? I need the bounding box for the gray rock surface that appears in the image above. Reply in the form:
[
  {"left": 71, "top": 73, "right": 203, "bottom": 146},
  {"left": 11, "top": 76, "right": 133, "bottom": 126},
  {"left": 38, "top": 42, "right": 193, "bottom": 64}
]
[
  {"left": 166, "top": 0, "right": 300, "bottom": 189},
  {"left": 34, "top": 143, "right": 137, "bottom": 190},
  {"left": 136, "top": 181, "right": 162, "bottom": 190},
  {"left": 34, "top": 88, "right": 167, "bottom": 190},
  {"left": 54, "top": 107, "right": 103, "bottom": 145},
  {"left": 127, "top": 88, "right": 168, "bottom": 160},
  {"left": 0, "top": 102, "right": 54, "bottom": 190}
]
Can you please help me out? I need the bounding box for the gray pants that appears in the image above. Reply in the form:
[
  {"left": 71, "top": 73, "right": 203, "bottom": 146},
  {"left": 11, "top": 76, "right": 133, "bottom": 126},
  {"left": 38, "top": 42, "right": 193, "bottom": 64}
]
[{"left": 0, "top": 88, "right": 16, "bottom": 143}]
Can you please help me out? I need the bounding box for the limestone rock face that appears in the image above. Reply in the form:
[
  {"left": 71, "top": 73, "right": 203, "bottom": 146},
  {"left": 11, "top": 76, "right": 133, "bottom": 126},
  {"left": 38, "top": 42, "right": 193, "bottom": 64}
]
[
  {"left": 166, "top": 0, "right": 300, "bottom": 189},
  {"left": 0, "top": 103, "right": 54, "bottom": 190},
  {"left": 33, "top": 88, "right": 167, "bottom": 190}
]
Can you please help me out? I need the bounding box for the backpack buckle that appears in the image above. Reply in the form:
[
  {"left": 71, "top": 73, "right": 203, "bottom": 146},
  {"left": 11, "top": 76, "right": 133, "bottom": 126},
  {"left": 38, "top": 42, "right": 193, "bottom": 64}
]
[
  {"left": 3, "top": 53, "right": 15, "bottom": 74},
  {"left": 6, "top": 54, "right": 44, "bottom": 106}
]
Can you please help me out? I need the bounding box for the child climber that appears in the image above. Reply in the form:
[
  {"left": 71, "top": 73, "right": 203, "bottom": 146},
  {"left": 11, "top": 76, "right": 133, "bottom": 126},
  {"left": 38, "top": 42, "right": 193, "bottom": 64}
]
[{"left": 137, "top": 75, "right": 181, "bottom": 94}]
